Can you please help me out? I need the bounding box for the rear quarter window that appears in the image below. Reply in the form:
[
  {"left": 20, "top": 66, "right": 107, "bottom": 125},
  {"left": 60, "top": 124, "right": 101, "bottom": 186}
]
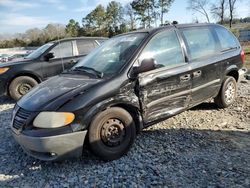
[
  {"left": 214, "top": 26, "right": 239, "bottom": 51},
  {"left": 181, "top": 27, "right": 217, "bottom": 61}
]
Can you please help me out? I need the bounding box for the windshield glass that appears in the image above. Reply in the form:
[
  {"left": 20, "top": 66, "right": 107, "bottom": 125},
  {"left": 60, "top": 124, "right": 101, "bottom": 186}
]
[
  {"left": 26, "top": 43, "right": 54, "bottom": 59},
  {"left": 74, "top": 33, "right": 147, "bottom": 75}
]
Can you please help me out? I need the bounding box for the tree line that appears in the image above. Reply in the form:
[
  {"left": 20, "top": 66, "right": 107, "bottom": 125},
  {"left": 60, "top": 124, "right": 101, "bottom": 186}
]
[
  {"left": 0, "top": 0, "right": 249, "bottom": 48},
  {"left": 187, "top": 0, "right": 249, "bottom": 28},
  {"left": 66, "top": 0, "right": 175, "bottom": 37}
]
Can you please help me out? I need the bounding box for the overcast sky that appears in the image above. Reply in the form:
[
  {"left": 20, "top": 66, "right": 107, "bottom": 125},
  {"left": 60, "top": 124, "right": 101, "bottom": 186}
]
[{"left": 0, "top": 0, "right": 249, "bottom": 34}]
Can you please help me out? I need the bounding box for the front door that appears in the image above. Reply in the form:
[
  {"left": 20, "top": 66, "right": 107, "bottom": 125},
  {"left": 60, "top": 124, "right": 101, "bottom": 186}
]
[
  {"left": 136, "top": 29, "right": 192, "bottom": 124},
  {"left": 42, "top": 41, "right": 76, "bottom": 78}
]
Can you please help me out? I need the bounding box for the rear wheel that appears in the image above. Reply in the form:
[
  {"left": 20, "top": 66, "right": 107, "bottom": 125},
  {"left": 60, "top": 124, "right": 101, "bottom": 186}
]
[
  {"left": 9, "top": 76, "right": 38, "bottom": 100},
  {"left": 88, "top": 107, "right": 136, "bottom": 161},
  {"left": 214, "top": 76, "right": 237, "bottom": 108}
]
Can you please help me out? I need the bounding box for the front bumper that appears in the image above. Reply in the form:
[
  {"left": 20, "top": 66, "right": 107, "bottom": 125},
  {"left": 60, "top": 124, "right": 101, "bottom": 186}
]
[
  {"left": 12, "top": 130, "right": 87, "bottom": 161},
  {"left": 0, "top": 78, "right": 6, "bottom": 96}
]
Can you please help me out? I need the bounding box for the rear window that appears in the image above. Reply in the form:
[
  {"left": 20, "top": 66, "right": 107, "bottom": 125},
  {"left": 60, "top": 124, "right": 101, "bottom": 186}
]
[
  {"left": 214, "top": 26, "right": 239, "bottom": 51},
  {"left": 76, "top": 40, "right": 97, "bottom": 55},
  {"left": 182, "top": 27, "right": 217, "bottom": 60}
]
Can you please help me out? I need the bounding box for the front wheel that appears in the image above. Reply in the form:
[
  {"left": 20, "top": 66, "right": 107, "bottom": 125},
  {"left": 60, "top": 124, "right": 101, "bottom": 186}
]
[
  {"left": 214, "top": 76, "right": 237, "bottom": 108},
  {"left": 9, "top": 76, "right": 38, "bottom": 101},
  {"left": 88, "top": 107, "right": 136, "bottom": 161}
]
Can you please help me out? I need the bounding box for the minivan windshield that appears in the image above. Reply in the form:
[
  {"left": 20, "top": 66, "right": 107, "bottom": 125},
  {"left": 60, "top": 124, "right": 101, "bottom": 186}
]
[
  {"left": 73, "top": 33, "right": 147, "bottom": 76},
  {"left": 26, "top": 43, "right": 54, "bottom": 59}
]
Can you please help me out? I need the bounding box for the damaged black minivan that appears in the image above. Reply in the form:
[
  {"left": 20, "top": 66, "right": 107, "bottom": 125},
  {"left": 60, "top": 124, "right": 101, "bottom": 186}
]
[{"left": 11, "top": 24, "right": 244, "bottom": 161}]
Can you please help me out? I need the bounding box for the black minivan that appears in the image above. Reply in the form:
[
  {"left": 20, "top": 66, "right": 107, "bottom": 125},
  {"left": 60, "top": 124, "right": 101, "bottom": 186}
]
[
  {"left": 11, "top": 24, "right": 244, "bottom": 161},
  {"left": 0, "top": 37, "right": 106, "bottom": 100}
]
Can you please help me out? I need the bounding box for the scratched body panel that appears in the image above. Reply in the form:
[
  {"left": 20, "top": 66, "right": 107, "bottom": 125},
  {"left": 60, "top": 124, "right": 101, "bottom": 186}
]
[{"left": 138, "top": 63, "right": 192, "bottom": 124}]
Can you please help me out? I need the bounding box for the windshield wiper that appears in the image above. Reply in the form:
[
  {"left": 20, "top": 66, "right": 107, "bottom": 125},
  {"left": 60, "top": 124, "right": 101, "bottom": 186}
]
[{"left": 73, "top": 66, "right": 104, "bottom": 78}]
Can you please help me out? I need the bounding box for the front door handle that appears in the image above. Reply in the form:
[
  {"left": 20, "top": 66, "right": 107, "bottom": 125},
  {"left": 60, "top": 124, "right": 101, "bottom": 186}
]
[
  {"left": 193, "top": 70, "right": 202, "bottom": 78},
  {"left": 180, "top": 74, "right": 191, "bottom": 82}
]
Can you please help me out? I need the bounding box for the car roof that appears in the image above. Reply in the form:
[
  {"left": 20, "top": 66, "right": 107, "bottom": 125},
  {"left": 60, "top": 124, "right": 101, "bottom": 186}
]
[
  {"left": 116, "top": 23, "right": 218, "bottom": 37},
  {"left": 51, "top": 37, "right": 108, "bottom": 43}
]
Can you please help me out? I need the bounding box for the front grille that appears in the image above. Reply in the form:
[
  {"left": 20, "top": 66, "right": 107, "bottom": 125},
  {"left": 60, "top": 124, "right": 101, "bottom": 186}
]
[{"left": 12, "top": 107, "right": 31, "bottom": 130}]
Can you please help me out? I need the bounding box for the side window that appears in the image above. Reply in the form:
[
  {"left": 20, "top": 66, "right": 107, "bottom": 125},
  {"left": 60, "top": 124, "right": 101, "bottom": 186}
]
[
  {"left": 182, "top": 27, "right": 217, "bottom": 60},
  {"left": 50, "top": 41, "right": 73, "bottom": 58},
  {"left": 139, "top": 30, "right": 185, "bottom": 68},
  {"left": 76, "top": 40, "right": 96, "bottom": 55},
  {"left": 214, "top": 26, "right": 239, "bottom": 51}
]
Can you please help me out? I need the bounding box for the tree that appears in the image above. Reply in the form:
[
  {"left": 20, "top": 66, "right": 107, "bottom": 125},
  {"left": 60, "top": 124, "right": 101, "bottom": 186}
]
[
  {"left": 82, "top": 5, "right": 106, "bottom": 36},
  {"left": 124, "top": 3, "right": 137, "bottom": 30},
  {"left": 210, "top": 0, "right": 227, "bottom": 24},
  {"left": 23, "top": 28, "right": 43, "bottom": 43},
  {"left": 131, "top": 0, "right": 148, "bottom": 28},
  {"left": 44, "top": 24, "right": 66, "bottom": 41},
  {"left": 65, "top": 19, "right": 80, "bottom": 37},
  {"left": 106, "top": 1, "right": 124, "bottom": 29},
  {"left": 158, "top": 0, "right": 174, "bottom": 25},
  {"left": 228, "top": 0, "right": 237, "bottom": 28},
  {"left": 187, "top": 0, "right": 211, "bottom": 23},
  {"left": 150, "top": 0, "right": 160, "bottom": 27},
  {"left": 131, "top": 0, "right": 158, "bottom": 28}
]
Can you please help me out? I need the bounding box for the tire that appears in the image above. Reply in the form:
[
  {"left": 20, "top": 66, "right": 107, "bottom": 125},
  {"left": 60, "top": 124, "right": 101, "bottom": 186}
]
[
  {"left": 9, "top": 76, "right": 38, "bottom": 101},
  {"left": 214, "top": 76, "right": 237, "bottom": 108},
  {"left": 88, "top": 107, "right": 136, "bottom": 161}
]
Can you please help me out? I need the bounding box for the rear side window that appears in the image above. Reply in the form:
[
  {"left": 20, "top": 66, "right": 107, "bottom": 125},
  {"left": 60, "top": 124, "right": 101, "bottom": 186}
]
[
  {"left": 50, "top": 41, "right": 73, "bottom": 58},
  {"left": 182, "top": 27, "right": 217, "bottom": 60},
  {"left": 214, "top": 26, "right": 239, "bottom": 51},
  {"left": 139, "top": 30, "right": 185, "bottom": 67},
  {"left": 77, "top": 40, "right": 96, "bottom": 55}
]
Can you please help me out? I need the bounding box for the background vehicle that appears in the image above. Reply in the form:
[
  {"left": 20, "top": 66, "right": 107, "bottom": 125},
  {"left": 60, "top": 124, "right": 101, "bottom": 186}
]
[
  {"left": 0, "top": 37, "right": 107, "bottom": 100},
  {"left": 11, "top": 24, "right": 244, "bottom": 161},
  {"left": 0, "top": 54, "right": 12, "bottom": 62}
]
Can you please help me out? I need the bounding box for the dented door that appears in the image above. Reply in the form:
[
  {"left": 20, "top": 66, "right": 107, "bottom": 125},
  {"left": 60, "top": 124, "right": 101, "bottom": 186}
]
[
  {"left": 135, "top": 29, "right": 192, "bottom": 124},
  {"left": 138, "top": 64, "right": 192, "bottom": 124}
]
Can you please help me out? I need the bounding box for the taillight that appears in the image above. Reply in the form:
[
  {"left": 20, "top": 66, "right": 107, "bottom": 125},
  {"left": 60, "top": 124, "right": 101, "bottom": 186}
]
[{"left": 241, "top": 50, "right": 245, "bottom": 64}]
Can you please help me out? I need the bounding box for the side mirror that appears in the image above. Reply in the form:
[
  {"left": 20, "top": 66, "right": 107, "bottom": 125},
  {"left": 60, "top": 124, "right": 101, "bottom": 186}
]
[
  {"left": 132, "top": 58, "right": 156, "bottom": 77},
  {"left": 44, "top": 52, "right": 54, "bottom": 61}
]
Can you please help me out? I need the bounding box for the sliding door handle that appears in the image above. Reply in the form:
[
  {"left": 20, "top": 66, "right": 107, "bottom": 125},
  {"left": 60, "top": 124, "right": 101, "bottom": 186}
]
[
  {"left": 193, "top": 70, "right": 202, "bottom": 78},
  {"left": 180, "top": 74, "right": 191, "bottom": 82}
]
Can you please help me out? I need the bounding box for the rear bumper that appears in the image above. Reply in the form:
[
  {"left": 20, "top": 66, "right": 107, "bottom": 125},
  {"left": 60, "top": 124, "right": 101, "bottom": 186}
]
[{"left": 12, "top": 130, "right": 87, "bottom": 161}]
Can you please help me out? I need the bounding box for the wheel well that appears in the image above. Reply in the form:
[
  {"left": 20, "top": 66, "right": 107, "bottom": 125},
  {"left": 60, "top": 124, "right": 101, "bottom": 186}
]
[
  {"left": 227, "top": 70, "right": 239, "bottom": 81},
  {"left": 111, "top": 104, "right": 142, "bottom": 134},
  {"left": 7, "top": 73, "right": 41, "bottom": 95}
]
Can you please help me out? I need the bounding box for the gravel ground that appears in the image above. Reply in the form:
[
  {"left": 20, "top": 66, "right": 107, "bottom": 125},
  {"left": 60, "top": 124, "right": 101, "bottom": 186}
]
[{"left": 0, "top": 77, "right": 249, "bottom": 188}]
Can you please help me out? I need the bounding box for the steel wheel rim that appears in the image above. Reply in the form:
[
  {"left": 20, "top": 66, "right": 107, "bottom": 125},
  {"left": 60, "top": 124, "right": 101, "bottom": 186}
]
[
  {"left": 224, "top": 81, "right": 235, "bottom": 104},
  {"left": 101, "top": 118, "right": 126, "bottom": 147},
  {"left": 18, "top": 83, "right": 32, "bottom": 95}
]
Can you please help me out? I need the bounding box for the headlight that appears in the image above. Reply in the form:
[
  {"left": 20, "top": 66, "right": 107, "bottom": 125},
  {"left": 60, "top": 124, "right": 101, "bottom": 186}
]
[
  {"left": 33, "top": 112, "right": 75, "bottom": 128},
  {"left": 0, "top": 67, "right": 9, "bottom": 74}
]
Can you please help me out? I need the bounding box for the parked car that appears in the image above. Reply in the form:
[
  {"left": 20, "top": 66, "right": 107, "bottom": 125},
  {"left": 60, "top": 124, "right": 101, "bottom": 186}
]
[
  {"left": 0, "top": 37, "right": 107, "bottom": 100},
  {"left": 11, "top": 24, "right": 244, "bottom": 161},
  {"left": 0, "top": 54, "right": 12, "bottom": 62}
]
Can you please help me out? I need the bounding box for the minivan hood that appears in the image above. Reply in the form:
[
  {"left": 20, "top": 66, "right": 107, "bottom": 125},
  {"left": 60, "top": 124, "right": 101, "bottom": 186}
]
[{"left": 17, "top": 74, "right": 100, "bottom": 111}]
